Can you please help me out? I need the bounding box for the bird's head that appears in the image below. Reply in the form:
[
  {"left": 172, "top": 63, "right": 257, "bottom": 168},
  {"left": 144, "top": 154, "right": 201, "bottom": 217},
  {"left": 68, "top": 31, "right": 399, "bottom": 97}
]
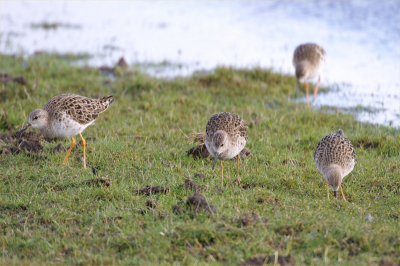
[
  {"left": 28, "top": 109, "right": 49, "bottom": 130},
  {"left": 211, "top": 130, "right": 229, "bottom": 169},
  {"left": 325, "top": 165, "right": 343, "bottom": 193},
  {"left": 17, "top": 109, "right": 49, "bottom": 137},
  {"left": 295, "top": 62, "right": 309, "bottom": 82}
]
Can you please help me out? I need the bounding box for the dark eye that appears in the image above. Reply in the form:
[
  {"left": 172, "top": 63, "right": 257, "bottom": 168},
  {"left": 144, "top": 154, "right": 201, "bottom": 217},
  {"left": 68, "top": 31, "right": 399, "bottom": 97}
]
[
  {"left": 34, "top": 116, "right": 38, "bottom": 120},
  {"left": 221, "top": 144, "right": 224, "bottom": 147}
]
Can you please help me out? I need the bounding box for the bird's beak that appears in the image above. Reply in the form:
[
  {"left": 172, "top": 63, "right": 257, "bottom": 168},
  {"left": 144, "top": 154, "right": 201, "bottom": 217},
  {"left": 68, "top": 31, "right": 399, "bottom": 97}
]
[
  {"left": 212, "top": 153, "right": 219, "bottom": 170},
  {"left": 16, "top": 123, "right": 31, "bottom": 137},
  {"left": 295, "top": 79, "right": 300, "bottom": 98},
  {"left": 334, "top": 191, "right": 337, "bottom": 198}
]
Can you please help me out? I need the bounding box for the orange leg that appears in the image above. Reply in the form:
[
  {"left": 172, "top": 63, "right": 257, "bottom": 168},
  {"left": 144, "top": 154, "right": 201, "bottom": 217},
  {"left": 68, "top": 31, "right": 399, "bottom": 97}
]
[
  {"left": 313, "top": 75, "right": 321, "bottom": 102},
  {"left": 62, "top": 137, "right": 75, "bottom": 166},
  {"left": 340, "top": 185, "right": 347, "bottom": 202},
  {"left": 326, "top": 182, "right": 330, "bottom": 200},
  {"left": 220, "top": 161, "right": 224, "bottom": 187},
  {"left": 304, "top": 82, "right": 310, "bottom": 108},
  {"left": 79, "top": 133, "right": 87, "bottom": 169},
  {"left": 236, "top": 154, "right": 241, "bottom": 185}
]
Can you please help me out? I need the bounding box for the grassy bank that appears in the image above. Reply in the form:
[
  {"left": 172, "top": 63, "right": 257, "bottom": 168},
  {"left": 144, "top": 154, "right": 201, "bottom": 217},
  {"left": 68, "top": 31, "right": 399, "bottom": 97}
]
[{"left": 0, "top": 53, "right": 399, "bottom": 265}]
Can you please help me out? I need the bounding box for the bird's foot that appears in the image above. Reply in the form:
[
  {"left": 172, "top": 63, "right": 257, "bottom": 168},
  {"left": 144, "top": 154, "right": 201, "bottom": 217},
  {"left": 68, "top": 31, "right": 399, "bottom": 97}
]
[{"left": 230, "top": 178, "right": 241, "bottom": 186}]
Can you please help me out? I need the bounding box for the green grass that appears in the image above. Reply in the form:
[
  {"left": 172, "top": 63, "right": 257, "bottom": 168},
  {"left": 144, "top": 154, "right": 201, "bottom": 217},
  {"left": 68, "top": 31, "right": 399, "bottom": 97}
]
[{"left": 0, "top": 53, "right": 399, "bottom": 265}]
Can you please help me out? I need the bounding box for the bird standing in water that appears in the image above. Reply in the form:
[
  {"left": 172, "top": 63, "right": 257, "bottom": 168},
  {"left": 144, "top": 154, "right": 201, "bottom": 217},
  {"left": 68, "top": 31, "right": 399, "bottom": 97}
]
[{"left": 293, "top": 43, "right": 326, "bottom": 107}]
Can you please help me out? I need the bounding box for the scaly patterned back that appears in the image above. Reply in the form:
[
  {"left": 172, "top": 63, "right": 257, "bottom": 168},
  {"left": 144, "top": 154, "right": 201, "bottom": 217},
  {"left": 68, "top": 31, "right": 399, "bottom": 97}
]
[
  {"left": 293, "top": 43, "right": 326, "bottom": 66},
  {"left": 205, "top": 112, "right": 248, "bottom": 143},
  {"left": 44, "top": 94, "right": 114, "bottom": 125},
  {"left": 314, "top": 129, "right": 357, "bottom": 170}
]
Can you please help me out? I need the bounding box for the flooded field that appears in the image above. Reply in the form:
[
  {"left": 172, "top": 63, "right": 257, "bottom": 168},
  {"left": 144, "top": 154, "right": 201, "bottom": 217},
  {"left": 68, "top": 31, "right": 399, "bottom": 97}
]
[{"left": 1, "top": 1, "right": 399, "bottom": 126}]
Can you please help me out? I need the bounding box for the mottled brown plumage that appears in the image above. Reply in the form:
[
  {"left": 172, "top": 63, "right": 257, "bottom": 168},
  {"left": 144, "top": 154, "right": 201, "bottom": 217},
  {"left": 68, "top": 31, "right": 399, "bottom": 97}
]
[
  {"left": 44, "top": 94, "right": 113, "bottom": 126},
  {"left": 205, "top": 112, "right": 248, "bottom": 186},
  {"left": 314, "top": 129, "right": 356, "bottom": 201},
  {"left": 17, "top": 94, "right": 114, "bottom": 169},
  {"left": 293, "top": 43, "right": 326, "bottom": 107}
]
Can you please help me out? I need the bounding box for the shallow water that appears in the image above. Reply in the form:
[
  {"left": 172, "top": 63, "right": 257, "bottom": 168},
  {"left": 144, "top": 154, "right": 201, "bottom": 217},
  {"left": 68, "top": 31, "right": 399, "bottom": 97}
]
[{"left": 1, "top": 1, "right": 399, "bottom": 126}]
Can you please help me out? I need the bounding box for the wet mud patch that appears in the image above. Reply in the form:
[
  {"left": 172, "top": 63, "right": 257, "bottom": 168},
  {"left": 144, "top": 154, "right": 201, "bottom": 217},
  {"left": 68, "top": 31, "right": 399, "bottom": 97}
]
[
  {"left": 172, "top": 193, "right": 217, "bottom": 215},
  {"left": 187, "top": 193, "right": 217, "bottom": 214},
  {"left": 0, "top": 131, "right": 45, "bottom": 158},
  {"left": 15, "top": 131, "right": 45, "bottom": 142},
  {"left": 238, "top": 254, "right": 295, "bottom": 266},
  {"left": 133, "top": 185, "right": 170, "bottom": 196},
  {"left": 187, "top": 143, "right": 210, "bottom": 159},
  {"left": 16, "top": 138, "right": 43, "bottom": 153},
  {"left": 178, "top": 178, "right": 208, "bottom": 192}
]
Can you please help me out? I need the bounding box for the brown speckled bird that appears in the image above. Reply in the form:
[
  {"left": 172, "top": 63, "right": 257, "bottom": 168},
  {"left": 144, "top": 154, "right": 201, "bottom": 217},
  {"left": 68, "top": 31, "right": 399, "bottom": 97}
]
[
  {"left": 314, "top": 129, "right": 356, "bottom": 201},
  {"left": 293, "top": 43, "right": 326, "bottom": 107},
  {"left": 17, "top": 94, "right": 114, "bottom": 169},
  {"left": 205, "top": 112, "right": 248, "bottom": 186}
]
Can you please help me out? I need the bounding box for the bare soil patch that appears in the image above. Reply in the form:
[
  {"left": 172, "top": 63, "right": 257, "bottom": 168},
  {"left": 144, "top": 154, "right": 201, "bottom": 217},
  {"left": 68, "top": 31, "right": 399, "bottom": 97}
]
[
  {"left": 133, "top": 185, "right": 170, "bottom": 196},
  {"left": 178, "top": 177, "right": 208, "bottom": 192},
  {"left": 173, "top": 193, "right": 217, "bottom": 215},
  {"left": 0, "top": 131, "right": 45, "bottom": 158},
  {"left": 84, "top": 178, "right": 112, "bottom": 187}
]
